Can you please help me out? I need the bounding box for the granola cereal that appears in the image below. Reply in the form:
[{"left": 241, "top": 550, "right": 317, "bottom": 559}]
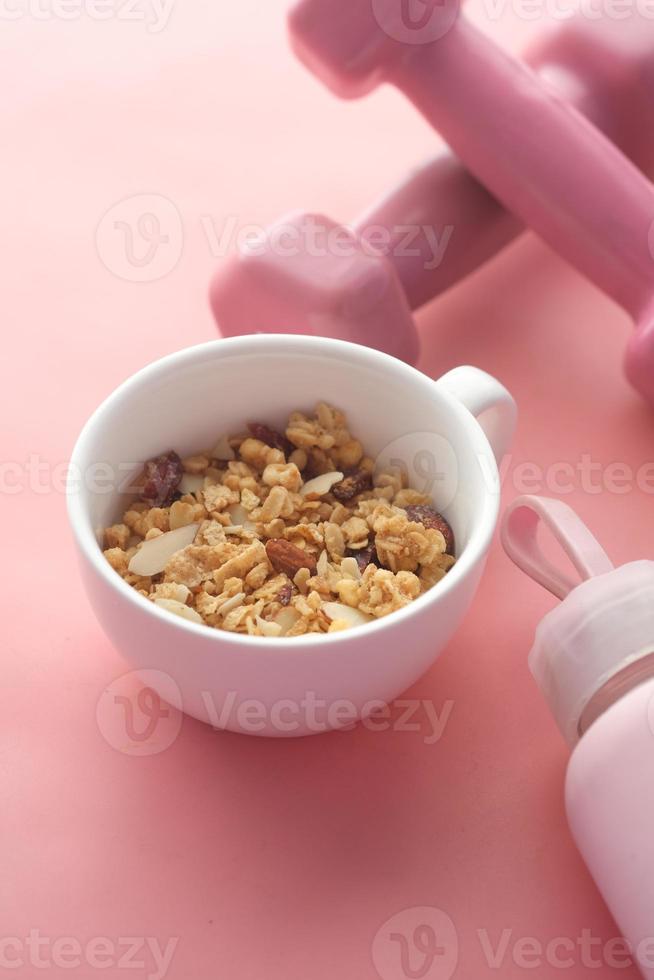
[{"left": 102, "top": 403, "right": 457, "bottom": 637}]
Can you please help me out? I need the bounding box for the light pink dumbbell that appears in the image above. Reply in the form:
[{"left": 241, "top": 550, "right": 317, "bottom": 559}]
[
  {"left": 284, "top": 2, "right": 654, "bottom": 404},
  {"left": 211, "top": 19, "right": 654, "bottom": 378}
]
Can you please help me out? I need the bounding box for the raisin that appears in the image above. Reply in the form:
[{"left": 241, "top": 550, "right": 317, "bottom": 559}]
[
  {"left": 404, "top": 505, "right": 455, "bottom": 555},
  {"left": 247, "top": 421, "right": 294, "bottom": 456},
  {"left": 140, "top": 451, "right": 183, "bottom": 507},
  {"left": 332, "top": 468, "right": 372, "bottom": 502},
  {"left": 277, "top": 583, "right": 293, "bottom": 606},
  {"left": 346, "top": 546, "right": 378, "bottom": 573}
]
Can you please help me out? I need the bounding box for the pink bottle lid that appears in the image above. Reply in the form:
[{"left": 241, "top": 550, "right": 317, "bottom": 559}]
[{"left": 501, "top": 496, "right": 654, "bottom": 746}]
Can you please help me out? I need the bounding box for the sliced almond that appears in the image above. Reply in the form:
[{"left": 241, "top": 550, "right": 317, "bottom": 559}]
[
  {"left": 128, "top": 523, "right": 200, "bottom": 576},
  {"left": 155, "top": 583, "right": 191, "bottom": 604},
  {"left": 300, "top": 470, "right": 344, "bottom": 499},
  {"left": 226, "top": 503, "right": 249, "bottom": 524},
  {"left": 323, "top": 601, "right": 373, "bottom": 629},
  {"left": 273, "top": 606, "right": 301, "bottom": 636},
  {"left": 171, "top": 584, "right": 192, "bottom": 603},
  {"left": 256, "top": 615, "right": 282, "bottom": 638},
  {"left": 179, "top": 473, "right": 204, "bottom": 495},
  {"left": 226, "top": 503, "right": 256, "bottom": 531},
  {"left": 154, "top": 597, "right": 204, "bottom": 625},
  {"left": 316, "top": 549, "right": 329, "bottom": 577},
  {"left": 340, "top": 556, "right": 362, "bottom": 581},
  {"left": 328, "top": 619, "right": 350, "bottom": 633},
  {"left": 212, "top": 433, "right": 236, "bottom": 461},
  {"left": 216, "top": 591, "right": 246, "bottom": 615}
]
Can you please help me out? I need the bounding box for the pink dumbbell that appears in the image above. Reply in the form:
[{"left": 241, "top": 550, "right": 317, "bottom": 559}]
[
  {"left": 286, "top": 2, "right": 654, "bottom": 404},
  {"left": 211, "top": 19, "right": 654, "bottom": 376}
]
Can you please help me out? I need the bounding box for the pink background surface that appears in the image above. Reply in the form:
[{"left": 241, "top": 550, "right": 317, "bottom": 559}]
[{"left": 2, "top": 3, "right": 653, "bottom": 978}]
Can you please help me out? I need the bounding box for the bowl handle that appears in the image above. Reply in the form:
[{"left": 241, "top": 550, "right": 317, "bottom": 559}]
[{"left": 436, "top": 365, "right": 516, "bottom": 464}]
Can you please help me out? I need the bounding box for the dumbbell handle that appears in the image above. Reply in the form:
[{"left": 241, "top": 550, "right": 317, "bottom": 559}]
[
  {"left": 386, "top": 16, "right": 654, "bottom": 321},
  {"left": 354, "top": 153, "right": 520, "bottom": 311},
  {"left": 352, "top": 23, "right": 651, "bottom": 314}
]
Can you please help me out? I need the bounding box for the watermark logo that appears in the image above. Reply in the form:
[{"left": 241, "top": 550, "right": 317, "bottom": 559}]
[
  {"left": 375, "top": 432, "right": 460, "bottom": 511},
  {"left": 372, "top": 907, "right": 459, "bottom": 980},
  {"left": 372, "top": 915, "right": 651, "bottom": 975},
  {"left": 372, "top": 0, "right": 458, "bottom": 44},
  {"left": 95, "top": 203, "right": 455, "bottom": 284},
  {"left": 95, "top": 193, "right": 183, "bottom": 282},
  {"left": 96, "top": 669, "right": 183, "bottom": 756}
]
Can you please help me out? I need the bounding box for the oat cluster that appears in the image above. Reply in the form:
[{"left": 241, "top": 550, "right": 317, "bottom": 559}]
[{"left": 102, "top": 403, "right": 456, "bottom": 637}]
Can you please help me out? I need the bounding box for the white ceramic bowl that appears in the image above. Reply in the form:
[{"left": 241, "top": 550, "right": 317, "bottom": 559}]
[{"left": 68, "top": 335, "right": 516, "bottom": 736}]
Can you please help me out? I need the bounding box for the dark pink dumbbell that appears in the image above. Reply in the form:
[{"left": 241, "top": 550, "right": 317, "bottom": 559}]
[
  {"left": 211, "top": 20, "right": 654, "bottom": 375},
  {"left": 285, "top": 2, "right": 654, "bottom": 404}
]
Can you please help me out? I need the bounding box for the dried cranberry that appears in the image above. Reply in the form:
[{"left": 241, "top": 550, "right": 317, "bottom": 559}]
[
  {"left": 346, "top": 546, "right": 378, "bottom": 573},
  {"left": 332, "top": 468, "right": 372, "bottom": 502},
  {"left": 140, "top": 450, "right": 183, "bottom": 507},
  {"left": 277, "top": 583, "right": 293, "bottom": 606},
  {"left": 247, "top": 421, "right": 294, "bottom": 456},
  {"left": 404, "top": 505, "right": 455, "bottom": 555}
]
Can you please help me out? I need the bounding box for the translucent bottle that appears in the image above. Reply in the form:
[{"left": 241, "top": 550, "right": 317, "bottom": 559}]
[{"left": 502, "top": 495, "right": 654, "bottom": 979}]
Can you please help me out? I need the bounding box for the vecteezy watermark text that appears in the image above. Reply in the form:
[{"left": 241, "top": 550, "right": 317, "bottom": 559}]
[
  {"left": 5, "top": 450, "right": 654, "bottom": 500},
  {"left": 372, "top": 0, "right": 654, "bottom": 47},
  {"left": 478, "top": 927, "right": 641, "bottom": 970},
  {"left": 94, "top": 194, "right": 654, "bottom": 288},
  {"left": 0, "top": 931, "right": 178, "bottom": 979},
  {"left": 97, "top": 670, "right": 456, "bottom": 752},
  {"left": 0, "top": 0, "right": 174, "bottom": 31},
  {"left": 481, "top": 0, "right": 654, "bottom": 22},
  {"left": 201, "top": 691, "right": 454, "bottom": 743},
  {"left": 201, "top": 214, "right": 454, "bottom": 271},
  {"left": 372, "top": 907, "right": 654, "bottom": 979},
  {"left": 94, "top": 193, "right": 455, "bottom": 283}
]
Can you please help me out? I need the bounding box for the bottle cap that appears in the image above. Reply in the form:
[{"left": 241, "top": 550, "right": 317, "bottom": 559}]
[{"left": 501, "top": 496, "right": 654, "bottom": 746}]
